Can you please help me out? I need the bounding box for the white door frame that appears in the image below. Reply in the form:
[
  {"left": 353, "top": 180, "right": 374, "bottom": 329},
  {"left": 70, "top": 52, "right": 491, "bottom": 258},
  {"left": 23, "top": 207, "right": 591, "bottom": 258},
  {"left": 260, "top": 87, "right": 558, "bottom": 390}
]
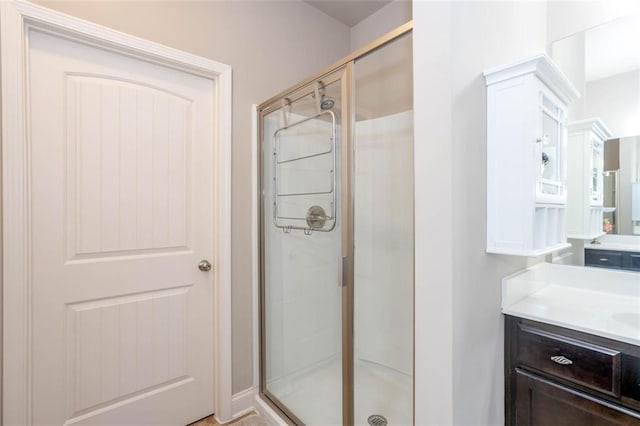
[{"left": 0, "top": 1, "right": 233, "bottom": 423}]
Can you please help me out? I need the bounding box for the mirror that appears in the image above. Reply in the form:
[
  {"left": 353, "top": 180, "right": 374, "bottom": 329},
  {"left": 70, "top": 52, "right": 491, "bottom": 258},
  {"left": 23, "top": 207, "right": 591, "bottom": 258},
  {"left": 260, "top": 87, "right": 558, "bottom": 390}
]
[
  {"left": 602, "top": 136, "right": 640, "bottom": 235},
  {"left": 552, "top": 14, "right": 640, "bottom": 236}
]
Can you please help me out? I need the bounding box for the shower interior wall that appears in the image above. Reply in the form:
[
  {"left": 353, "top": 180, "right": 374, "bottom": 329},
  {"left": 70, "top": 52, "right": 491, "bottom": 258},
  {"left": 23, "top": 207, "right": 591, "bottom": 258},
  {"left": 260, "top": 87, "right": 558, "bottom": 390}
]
[{"left": 353, "top": 112, "right": 413, "bottom": 377}]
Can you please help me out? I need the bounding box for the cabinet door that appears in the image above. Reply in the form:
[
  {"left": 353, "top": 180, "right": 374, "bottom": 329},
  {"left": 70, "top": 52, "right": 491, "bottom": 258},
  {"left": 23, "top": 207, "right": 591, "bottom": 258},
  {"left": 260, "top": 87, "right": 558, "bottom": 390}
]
[
  {"left": 515, "top": 370, "right": 640, "bottom": 426},
  {"left": 536, "top": 93, "right": 565, "bottom": 200},
  {"left": 591, "top": 138, "right": 604, "bottom": 205},
  {"left": 629, "top": 254, "right": 640, "bottom": 271}
]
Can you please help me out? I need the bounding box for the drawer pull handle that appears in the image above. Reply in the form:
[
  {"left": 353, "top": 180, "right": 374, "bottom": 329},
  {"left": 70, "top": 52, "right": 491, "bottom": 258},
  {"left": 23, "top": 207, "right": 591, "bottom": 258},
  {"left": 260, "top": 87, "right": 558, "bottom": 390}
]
[
  {"left": 551, "top": 355, "right": 573, "bottom": 365},
  {"left": 599, "top": 258, "right": 609, "bottom": 262}
]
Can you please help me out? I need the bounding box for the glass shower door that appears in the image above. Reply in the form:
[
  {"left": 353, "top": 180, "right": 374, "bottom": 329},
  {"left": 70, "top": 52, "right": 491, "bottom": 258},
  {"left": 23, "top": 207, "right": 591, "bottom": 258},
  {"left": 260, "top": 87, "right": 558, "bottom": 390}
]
[
  {"left": 261, "top": 73, "right": 345, "bottom": 425},
  {"left": 353, "top": 31, "right": 414, "bottom": 425}
]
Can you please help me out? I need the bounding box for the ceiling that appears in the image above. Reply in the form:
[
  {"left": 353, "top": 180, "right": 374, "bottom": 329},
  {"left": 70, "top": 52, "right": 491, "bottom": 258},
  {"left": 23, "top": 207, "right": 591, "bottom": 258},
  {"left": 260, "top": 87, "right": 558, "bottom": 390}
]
[{"left": 303, "top": 0, "right": 392, "bottom": 27}]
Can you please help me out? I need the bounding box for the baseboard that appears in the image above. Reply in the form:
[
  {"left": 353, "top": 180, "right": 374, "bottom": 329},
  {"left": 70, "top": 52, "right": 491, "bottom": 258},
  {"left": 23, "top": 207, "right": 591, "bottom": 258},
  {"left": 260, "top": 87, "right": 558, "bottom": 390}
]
[
  {"left": 254, "top": 394, "right": 287, "bottom": 425},
  {"left": 214, "top": 387, "right": 257, "bottom": 424},
  {"left": 232, "top": 387, "right": 256, "bottom": 419}
]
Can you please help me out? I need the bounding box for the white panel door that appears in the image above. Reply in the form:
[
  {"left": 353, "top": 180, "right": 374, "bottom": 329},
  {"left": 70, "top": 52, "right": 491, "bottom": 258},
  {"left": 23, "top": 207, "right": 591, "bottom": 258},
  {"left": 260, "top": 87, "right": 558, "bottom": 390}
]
[{"left": 28, "top": 28, "right": 215, "bottom": 425}]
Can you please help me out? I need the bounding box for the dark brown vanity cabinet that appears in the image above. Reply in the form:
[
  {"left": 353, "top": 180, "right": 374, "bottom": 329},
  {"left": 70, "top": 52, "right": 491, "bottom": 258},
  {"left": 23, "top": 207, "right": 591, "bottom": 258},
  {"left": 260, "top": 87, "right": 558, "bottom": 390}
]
[
  {"left": 585, "top": 249, "right": 640, "bottom": 272},
  {"left": 505, "top": 316, "right": 640, "bottom": 425}
]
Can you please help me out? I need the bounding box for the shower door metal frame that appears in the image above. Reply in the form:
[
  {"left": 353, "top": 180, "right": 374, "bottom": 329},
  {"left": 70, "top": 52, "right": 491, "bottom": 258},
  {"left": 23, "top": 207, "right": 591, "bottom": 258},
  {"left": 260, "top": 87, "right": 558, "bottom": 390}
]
[{"left": 257, "top": 21, "right": 413, "bottom": 426}]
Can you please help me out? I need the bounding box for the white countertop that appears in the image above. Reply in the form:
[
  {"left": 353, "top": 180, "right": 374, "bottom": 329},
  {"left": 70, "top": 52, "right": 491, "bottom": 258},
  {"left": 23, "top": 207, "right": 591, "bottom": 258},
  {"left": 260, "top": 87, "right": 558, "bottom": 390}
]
[
  {"left": 502, "top": 262, "right": 640, "bottom": 346},
  {"left": 584, "top": 234, "right": 640, "bottom": 253}
]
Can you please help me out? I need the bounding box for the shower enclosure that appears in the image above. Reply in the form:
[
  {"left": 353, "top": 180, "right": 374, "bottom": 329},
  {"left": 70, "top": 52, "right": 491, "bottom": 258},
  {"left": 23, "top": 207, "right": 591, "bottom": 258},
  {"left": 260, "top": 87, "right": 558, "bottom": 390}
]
[{"left": 258, "top": 23, "right": 413, "bottom": 425}]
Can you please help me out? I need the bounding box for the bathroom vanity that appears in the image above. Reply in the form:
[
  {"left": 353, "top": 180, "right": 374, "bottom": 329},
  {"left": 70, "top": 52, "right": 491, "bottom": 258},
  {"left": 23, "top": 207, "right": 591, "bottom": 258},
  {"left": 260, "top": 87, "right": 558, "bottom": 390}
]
[
  {"left": 505, "top": 317, "right": 640, "bottom": 425},
  {"left": 585, "top": 248, "right": 640, "bottom": 271},
  {"left": 502, "top": 263, "right": 640, "bottom": 424},
  {"left": 585, "top": 235, "right": 640, "bottom": 272}
]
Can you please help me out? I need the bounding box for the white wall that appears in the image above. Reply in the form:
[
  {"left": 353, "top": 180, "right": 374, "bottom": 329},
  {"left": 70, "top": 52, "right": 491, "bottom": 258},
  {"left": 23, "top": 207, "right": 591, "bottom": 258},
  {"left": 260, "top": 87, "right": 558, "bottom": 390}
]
[
  {"left": 28, "top": 0, "right": 351, "bottom": 394},
  {"left": 350, "top": 0, "right": 412, "bottom": 51},
  {"left": 413, "top": 1, "right": 547, "bottom": 424},
  {"left": 413, "top": 2, "right": 454, "bottom": 422},
  {"left": 547, "top": 0, "right": 640, "bottom": 43},
  {"left": 552, "top": 32, "right": 587, "bottom": 121},
  {"left": 586, "top": 70, "right": 640, "bottom": 138}
]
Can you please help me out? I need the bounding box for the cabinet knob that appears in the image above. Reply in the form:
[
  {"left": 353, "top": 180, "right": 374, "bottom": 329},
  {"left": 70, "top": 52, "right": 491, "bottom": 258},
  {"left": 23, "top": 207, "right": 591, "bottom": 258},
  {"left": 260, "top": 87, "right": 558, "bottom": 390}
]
[
  {"left": 550, "top": 355, "right": 573, "bottom": 365},
  {"left": 599, "top": 258, "right": 609, "bottom": 262}
]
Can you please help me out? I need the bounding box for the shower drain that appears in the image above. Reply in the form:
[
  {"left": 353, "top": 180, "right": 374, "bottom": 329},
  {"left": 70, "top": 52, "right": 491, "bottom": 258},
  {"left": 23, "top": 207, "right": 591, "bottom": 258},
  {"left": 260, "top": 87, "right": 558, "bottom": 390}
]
[{"left": 367, "top": 414, "right": 388, "bottom": 426}]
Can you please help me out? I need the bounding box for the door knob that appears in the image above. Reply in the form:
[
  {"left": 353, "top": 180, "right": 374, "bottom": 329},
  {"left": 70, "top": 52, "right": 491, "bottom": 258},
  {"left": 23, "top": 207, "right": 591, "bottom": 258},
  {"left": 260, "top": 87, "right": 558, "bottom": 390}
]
[{"left": 198, "top": 260, "right": 212, "bottom": 272}]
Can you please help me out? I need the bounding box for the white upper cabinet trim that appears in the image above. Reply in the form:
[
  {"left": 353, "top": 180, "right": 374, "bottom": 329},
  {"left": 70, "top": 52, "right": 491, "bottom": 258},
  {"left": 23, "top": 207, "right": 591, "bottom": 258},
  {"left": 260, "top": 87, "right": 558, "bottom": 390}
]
[
  {"left": 484, "top": 54, "right": 580, "bottom": 106},
  {"left": 568, "top": 118, "right": 612, "bottom": 142}
]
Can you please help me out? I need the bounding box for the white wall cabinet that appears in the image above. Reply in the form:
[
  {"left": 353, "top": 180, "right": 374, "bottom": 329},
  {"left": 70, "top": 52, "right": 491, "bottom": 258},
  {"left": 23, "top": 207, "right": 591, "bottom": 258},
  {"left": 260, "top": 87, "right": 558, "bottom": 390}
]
[
  {"left": 566, "top": 118, "right": 612, "bottom": 240},
  {"left": 485, "top": 54, "right": 579, "bottom": 256}
]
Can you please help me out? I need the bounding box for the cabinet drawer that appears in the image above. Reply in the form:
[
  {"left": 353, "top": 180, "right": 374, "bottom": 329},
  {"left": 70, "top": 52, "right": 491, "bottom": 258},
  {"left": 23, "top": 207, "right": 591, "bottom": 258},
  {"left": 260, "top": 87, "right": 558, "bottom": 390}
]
[
  {"left": 517, "top": 324, "right": 621, "bottom": 397},
  {"left": 629, "top": 254, "right": 640, "bottom": 271},
  {"left": 585, "top": 249, "right": 624, "bottom": 269}
]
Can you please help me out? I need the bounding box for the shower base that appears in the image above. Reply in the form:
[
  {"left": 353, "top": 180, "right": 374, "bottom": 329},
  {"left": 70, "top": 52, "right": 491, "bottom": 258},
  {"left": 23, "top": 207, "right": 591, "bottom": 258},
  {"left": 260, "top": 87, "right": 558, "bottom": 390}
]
[{"left": 267, "top": 357, "right": 412, "bottom": 425}]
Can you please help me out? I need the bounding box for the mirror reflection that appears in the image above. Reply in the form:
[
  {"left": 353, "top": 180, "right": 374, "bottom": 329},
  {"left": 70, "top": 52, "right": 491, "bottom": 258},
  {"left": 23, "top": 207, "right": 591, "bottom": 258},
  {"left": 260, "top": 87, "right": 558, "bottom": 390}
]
[
  {"left": 603, "top": 136, "right": 640, "bottom": 235},
  {"left": 552, "top": 14, "right": 640, "bottom": 238}
]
